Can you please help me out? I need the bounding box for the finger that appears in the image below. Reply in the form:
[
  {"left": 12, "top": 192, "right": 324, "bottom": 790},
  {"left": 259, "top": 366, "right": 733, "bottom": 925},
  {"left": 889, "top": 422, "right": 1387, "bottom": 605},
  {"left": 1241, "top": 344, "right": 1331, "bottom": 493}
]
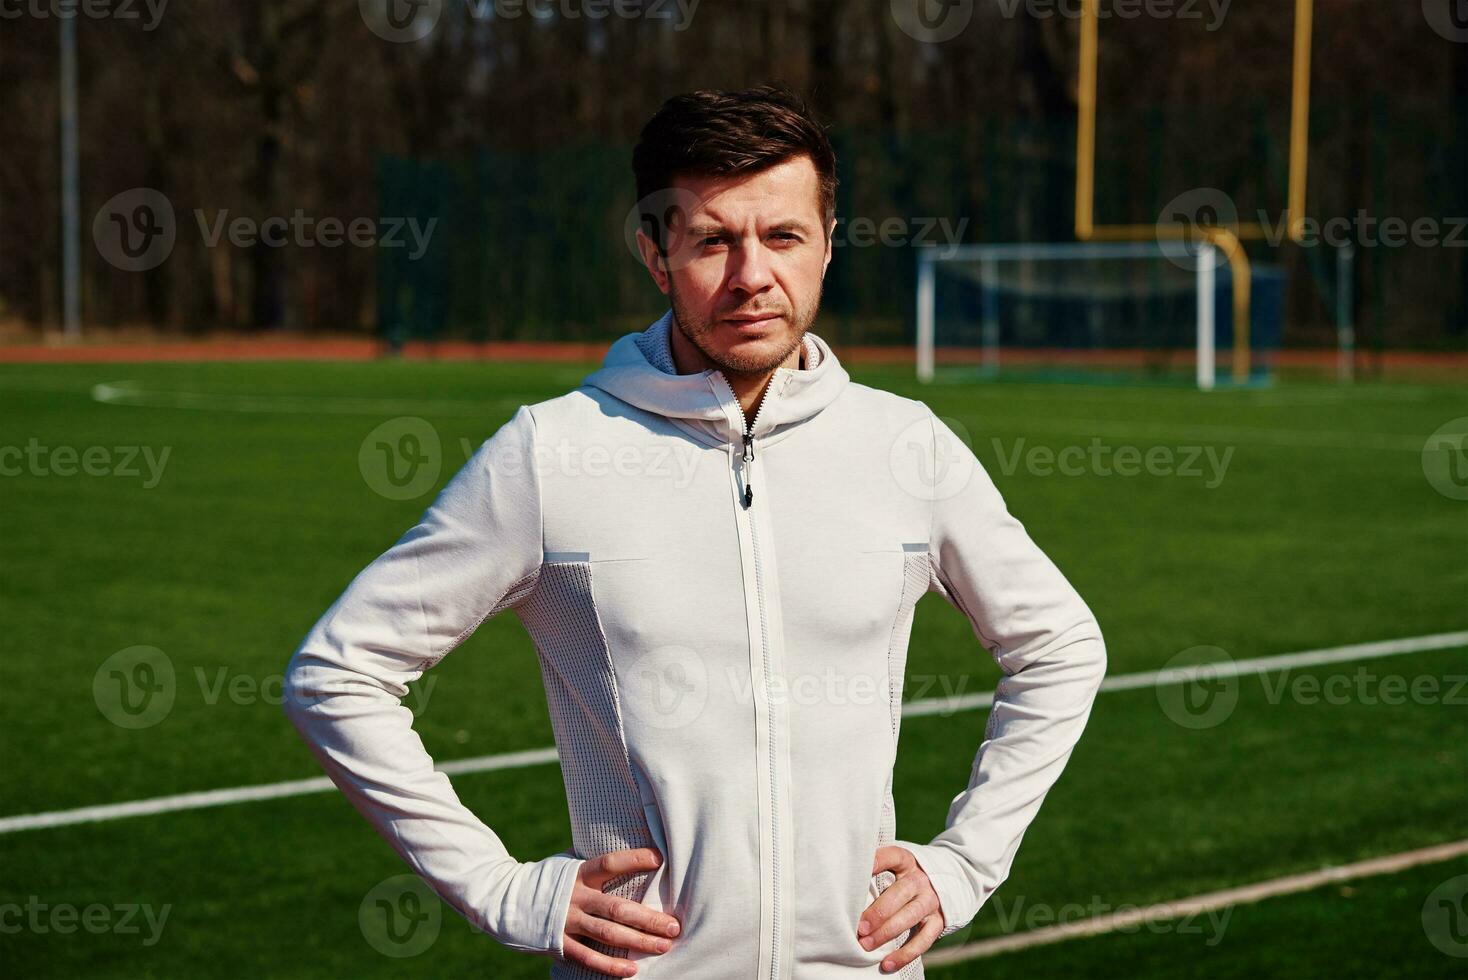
[
  {"left": 584, "top": 891, "right": 682, "bottom": 940},
  {"left": 871, "top": 845, "right": 912, "bottom": 875},
  {"left": 880, "top": 913, "right": 944, "bottom": 973},
  {"left": 863, "top": 894, "right": 932, "bottom": 950},
  {"left": 858, "top": 874, "right": 920, "bottom": 940},
  {"left": 568, "top": 906, "right": 674, "bottom": 955},
  {"left": 561, "top": 934, "right": 639, "bottom": 978},
  {"left": 582, "top": 848, "right": 663, "bottom": 888}
]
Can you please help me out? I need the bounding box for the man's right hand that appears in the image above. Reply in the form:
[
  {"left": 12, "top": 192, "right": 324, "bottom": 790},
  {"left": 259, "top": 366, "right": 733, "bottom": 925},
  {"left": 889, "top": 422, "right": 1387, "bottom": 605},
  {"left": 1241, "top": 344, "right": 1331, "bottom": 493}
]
[{"left": 560, "top": 848, "right": 680, "bottom": 977}]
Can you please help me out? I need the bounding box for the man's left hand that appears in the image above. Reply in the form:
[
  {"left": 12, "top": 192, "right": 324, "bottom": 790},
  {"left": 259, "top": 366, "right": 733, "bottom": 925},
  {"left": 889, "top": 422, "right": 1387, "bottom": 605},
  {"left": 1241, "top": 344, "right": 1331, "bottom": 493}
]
[{"left": 857, "top": 845, "right": 946, "bottom": 972}]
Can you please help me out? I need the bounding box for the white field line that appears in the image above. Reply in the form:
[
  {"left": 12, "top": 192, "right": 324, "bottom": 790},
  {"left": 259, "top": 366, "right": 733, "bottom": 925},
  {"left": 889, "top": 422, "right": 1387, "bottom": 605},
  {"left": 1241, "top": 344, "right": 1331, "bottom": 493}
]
[
  {"left": 1, "top": 631, "right": 1464, "bottom": 836},
  {"left": 923, "top": 379, "right": 1443, "bottom": 404},
  {"left": 90, "top": 380, "right": 525, "bottom": 418},
  {"left": 0, "top": 747, "right": 561, "bottom": 835},
  {"left": 903, "top": 629, "right": 1468, "bottom": 718},
  {"left": 922, "top": 838, "right": 1468, "bottom": 968},
  {"left": 84, "top": 380, "right": 1433, "bottom": 451},
  {"left": 1009, "top": 416, "right": 1425, "bottom": 452}
]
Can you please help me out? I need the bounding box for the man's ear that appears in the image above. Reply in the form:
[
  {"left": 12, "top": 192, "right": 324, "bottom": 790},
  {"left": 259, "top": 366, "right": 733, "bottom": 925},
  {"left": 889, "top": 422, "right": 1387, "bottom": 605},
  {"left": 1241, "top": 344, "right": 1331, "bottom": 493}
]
[
  {"left": 823, "top": 215, "right": 837, "bottom": 278},
  {"left": 636, "top": 228, "right": 672, "bottom": 296}
]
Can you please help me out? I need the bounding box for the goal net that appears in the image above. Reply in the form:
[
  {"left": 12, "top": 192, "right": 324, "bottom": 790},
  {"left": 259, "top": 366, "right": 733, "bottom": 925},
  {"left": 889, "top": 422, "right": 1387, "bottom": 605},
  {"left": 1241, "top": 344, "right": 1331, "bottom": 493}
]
[{"left": 915, "top": 242, "right": 1282, "bottom": 390}]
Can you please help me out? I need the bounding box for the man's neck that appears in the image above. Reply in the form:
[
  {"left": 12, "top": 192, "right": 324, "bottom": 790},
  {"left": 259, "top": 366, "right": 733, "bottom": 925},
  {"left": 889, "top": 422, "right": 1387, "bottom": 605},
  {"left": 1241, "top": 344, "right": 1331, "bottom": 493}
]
[{"left": 668, "top": 318, "right": 803, "bottom": 424}]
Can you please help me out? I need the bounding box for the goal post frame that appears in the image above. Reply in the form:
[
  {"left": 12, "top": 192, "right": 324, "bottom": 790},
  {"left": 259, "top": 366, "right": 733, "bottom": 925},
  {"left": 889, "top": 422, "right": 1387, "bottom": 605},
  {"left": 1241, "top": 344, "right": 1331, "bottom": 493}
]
[
  {"left": 914, "top": 241, "right": 1221, "bottom": 390},
  {"left": 1074, "top": 0, "right": 1316, "bottom": 385}
]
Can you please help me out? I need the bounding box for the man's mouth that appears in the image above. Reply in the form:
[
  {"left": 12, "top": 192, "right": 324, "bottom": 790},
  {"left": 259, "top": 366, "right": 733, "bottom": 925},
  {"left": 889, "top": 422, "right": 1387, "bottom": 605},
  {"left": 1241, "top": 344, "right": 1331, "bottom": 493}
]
[{"left": 724, "top": 312, "right": 783, "bottom": 326}]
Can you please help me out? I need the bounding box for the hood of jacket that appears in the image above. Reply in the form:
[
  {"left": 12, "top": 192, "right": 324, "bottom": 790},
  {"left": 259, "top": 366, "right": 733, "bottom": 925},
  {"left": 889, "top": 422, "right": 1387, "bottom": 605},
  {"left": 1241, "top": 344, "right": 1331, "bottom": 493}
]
[{"left": 582, "top": 309, "right": 850, "bottom": 445}]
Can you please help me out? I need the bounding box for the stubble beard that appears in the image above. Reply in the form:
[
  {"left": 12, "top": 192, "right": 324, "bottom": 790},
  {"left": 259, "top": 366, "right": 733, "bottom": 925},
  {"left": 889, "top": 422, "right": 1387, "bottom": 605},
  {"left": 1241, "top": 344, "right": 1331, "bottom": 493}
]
[{"left": 667, "top": 277, "right": 824, "bottom": 378}]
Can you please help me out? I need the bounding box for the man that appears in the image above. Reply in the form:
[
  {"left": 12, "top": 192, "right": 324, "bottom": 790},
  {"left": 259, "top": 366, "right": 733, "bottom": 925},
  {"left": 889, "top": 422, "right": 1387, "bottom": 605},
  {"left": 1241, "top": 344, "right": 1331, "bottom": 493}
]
[{"left": 284, "top": 85, "right": 1105, "bottom": 979}]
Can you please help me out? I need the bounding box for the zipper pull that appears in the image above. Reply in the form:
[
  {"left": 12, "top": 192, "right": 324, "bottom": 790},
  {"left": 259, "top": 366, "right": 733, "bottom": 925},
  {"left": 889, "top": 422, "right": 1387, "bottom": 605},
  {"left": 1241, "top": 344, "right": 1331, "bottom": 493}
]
[{"left": 741, "top": 430, "right": 755, "bottom": 508}]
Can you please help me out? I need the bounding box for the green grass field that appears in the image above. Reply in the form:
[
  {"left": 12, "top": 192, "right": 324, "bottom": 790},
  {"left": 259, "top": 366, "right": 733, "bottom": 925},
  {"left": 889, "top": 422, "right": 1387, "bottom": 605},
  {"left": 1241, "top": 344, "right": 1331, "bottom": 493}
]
[{"left": 1, "top": 358, "right": 1464, "bottom": 978}]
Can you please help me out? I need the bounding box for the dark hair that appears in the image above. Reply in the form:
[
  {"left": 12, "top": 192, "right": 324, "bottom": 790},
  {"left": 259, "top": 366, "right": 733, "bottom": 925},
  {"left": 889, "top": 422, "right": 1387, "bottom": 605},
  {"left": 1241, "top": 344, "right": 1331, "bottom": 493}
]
[{"left": 632, "top": 85, "right": 838, "bottom": 251}]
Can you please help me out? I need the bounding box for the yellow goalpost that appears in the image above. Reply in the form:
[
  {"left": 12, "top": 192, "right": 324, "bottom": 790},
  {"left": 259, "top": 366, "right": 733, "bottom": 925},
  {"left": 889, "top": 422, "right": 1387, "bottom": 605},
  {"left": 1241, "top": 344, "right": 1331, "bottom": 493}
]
[{"left": 1074, "top": 0, "right": 1315, "bottom": 384}]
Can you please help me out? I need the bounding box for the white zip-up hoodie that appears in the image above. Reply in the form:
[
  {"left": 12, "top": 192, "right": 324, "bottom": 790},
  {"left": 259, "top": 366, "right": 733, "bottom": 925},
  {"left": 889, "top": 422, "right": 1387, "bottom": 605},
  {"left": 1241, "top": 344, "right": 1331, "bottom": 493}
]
[{"left": 283, "top": 310, "right": 1106, "bottom": 979}]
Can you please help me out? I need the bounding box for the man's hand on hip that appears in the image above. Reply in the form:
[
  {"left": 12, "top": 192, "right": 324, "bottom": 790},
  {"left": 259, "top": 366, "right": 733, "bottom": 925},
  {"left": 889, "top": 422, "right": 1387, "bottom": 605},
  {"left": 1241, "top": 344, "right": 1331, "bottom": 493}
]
[
  {"left": 560, "top": 848, "right": 680, "bottom": 978},
  {"left": 858, "top": 844, "right": 946, "bottom": 973}
]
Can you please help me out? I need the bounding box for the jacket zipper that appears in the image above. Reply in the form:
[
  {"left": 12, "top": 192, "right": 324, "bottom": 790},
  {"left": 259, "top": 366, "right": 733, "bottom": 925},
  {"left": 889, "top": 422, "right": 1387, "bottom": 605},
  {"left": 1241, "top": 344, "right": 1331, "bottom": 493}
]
[
  {"left": 716, "top": 371, "right": 784, "bottom": 979},
  {"left": 741, "top": 430, "right": 755, "bottom": 508}
]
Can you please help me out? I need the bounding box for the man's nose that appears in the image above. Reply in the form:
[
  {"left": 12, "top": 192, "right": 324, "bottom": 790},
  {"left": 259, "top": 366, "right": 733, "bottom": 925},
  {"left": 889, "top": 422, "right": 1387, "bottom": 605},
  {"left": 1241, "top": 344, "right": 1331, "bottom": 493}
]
[{"left": 727, "top": 243, "right": 775, "bottom": 294}]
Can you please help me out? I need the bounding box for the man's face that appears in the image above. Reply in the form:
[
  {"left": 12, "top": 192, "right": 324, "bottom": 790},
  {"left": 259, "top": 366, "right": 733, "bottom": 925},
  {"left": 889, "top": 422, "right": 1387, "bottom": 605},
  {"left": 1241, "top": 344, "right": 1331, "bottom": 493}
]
[{"left": 636, "top": 154, "right": 835, "bottom": 377}]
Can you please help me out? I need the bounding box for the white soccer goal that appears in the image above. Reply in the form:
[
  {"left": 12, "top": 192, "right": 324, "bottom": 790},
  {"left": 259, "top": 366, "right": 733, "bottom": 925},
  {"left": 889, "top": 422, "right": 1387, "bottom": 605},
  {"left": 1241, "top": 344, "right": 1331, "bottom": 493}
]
[{"left": 915, "top": 241, "right": 1224, "bottom": 391}]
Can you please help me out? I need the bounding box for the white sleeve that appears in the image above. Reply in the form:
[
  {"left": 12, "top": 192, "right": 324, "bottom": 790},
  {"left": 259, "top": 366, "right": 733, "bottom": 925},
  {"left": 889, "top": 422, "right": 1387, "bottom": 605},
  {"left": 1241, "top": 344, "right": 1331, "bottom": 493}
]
[
  {"left": 895, "top": 411, "right": 1107, "bottom": 940},
  {"left": 282, "top": 405, "right": 583, "bottom": 957}
]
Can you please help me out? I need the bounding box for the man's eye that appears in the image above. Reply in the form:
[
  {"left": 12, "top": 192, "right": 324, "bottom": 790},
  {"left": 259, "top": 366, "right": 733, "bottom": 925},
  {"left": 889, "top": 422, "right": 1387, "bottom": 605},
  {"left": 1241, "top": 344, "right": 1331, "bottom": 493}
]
[
  {"left": 771, "top": 232, "right": 801, "bottom": 243},
  {"left": 700, "top": 236, "right": 727, "bottom": 248}
]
